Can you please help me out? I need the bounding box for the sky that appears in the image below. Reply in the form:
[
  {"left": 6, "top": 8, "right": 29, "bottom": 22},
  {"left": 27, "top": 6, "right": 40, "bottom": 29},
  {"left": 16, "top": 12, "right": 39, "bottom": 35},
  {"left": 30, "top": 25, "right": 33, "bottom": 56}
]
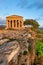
[{"left": 0, "top": 0, "right": 43, "bottom": 27}]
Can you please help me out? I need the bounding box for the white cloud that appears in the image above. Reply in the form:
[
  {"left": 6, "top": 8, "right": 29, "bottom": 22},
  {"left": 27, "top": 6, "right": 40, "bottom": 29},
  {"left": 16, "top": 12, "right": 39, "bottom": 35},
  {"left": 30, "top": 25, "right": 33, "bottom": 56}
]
[
  {"left": 0, "top": 16, "right": 5, "bottom": 24},
  {"left": 0, "top": 16, "right": 5, "bottom": 20}
]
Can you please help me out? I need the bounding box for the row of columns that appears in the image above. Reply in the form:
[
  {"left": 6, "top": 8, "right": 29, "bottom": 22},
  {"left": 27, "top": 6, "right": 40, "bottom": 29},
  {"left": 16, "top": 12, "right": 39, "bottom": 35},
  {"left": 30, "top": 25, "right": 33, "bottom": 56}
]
[{"left": 6, "top": 20, "right": 23, "bottom": 29}]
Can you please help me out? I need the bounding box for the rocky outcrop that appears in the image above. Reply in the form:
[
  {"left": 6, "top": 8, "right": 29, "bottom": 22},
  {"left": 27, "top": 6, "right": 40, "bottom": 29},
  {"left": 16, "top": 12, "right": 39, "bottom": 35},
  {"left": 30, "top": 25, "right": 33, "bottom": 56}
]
[
  {"left": 0, "top": 30, "right": 36, "bottom": 65},
  {"left": 0, "top": 40, "right": 20, "bottom": 65}
]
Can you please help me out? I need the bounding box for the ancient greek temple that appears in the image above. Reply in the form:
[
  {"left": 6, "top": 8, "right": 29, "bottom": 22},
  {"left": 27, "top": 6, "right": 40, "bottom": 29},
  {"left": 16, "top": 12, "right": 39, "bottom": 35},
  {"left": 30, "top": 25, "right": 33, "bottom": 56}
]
[{"left": 6, "top": 15, "right": 24, "bottom": 30}]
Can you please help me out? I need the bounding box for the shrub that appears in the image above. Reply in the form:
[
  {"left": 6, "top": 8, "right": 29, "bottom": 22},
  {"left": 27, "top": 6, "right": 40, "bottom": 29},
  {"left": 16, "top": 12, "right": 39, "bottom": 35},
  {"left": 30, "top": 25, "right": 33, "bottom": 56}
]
[{"left": 36, "top": 41, "right": 43, "bottom": 56}]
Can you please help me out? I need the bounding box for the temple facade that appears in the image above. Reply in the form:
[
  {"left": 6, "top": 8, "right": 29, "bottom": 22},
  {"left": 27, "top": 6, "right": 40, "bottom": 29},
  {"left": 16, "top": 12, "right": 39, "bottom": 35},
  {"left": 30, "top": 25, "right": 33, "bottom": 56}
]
[{"left": 6, "top": 15, "right": 24, "bottom": 30}]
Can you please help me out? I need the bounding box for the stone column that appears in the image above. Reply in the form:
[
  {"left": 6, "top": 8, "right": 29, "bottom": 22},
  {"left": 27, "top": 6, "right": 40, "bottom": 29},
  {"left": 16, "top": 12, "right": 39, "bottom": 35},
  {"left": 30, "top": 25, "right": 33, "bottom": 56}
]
[
  {"left": 7, "top": 20, "right": 10, "bottom": 28},
  {"left": 12, "top": 20, "right": 14, "bottom": 28},
  {"left": 6, "top": 20, "right": 8, "bottom": 29},
  {"left": 14, "top": 20, "right": 15, "bottom": 27},
  {"left": 22, "top": 21, "right": 23, "bottom": 27},
  {"left": 22, "top": 20, "right": 24, "bottom": 28},
  {"left": 19, "top": 21, "right": 20, "bottom": 29},
  {"left": 9, "top": 20, "right": 11, "bottom": 28}
]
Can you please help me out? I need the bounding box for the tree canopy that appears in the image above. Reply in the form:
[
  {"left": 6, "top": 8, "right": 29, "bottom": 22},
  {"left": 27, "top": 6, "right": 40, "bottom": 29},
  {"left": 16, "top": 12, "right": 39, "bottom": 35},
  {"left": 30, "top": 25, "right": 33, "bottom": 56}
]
[{"left": 24, "top": 19, "right": 39, "bottom": 29}]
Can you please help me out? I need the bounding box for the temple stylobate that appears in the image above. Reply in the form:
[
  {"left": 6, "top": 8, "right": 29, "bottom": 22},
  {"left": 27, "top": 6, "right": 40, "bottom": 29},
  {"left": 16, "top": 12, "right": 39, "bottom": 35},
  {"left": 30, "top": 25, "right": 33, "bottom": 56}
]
[{"left": 6, "top": 15, "right": 24, "bottom": 30}]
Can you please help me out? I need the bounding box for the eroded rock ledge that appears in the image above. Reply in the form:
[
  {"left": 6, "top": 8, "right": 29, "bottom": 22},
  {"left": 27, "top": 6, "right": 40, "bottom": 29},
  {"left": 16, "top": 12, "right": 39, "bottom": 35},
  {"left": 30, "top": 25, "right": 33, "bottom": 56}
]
[{"left": 0, "top": 30, "right": 36, "bottom": 65}]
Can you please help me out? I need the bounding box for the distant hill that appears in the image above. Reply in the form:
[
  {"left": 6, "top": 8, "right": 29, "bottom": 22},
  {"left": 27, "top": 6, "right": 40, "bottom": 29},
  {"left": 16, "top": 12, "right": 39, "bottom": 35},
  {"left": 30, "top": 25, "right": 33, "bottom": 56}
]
[
  {"left": 39, "top": 27, "right": 43, "bottom": 30},
  {"left": 0, "top": 25, "right": 6, "bottom": 30}
]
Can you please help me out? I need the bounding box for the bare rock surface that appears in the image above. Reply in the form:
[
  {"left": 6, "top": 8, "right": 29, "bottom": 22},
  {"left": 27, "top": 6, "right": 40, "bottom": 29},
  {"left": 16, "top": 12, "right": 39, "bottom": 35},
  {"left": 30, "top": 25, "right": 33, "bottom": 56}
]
[
  {"left": 0, "top": 40, "right": 20, "bottom": 65},
  {"left": 0, "top": 30, "right": 36, "bottom": 65}
]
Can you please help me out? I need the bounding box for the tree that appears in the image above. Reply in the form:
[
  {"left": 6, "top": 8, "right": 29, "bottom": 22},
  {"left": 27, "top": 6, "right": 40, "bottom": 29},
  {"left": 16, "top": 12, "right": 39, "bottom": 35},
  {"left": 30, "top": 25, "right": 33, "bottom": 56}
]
[{"left": 24, "top": 19, "right": 39, "bottom": 29}]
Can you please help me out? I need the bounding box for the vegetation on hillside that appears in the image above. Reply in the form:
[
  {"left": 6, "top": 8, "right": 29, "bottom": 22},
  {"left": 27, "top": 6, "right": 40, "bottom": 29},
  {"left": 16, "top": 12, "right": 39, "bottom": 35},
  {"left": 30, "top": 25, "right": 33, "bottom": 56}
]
[
  {"left": 24, "top": 19, "right": 39, "bottom": 30},
  {"left": 24, "top": 19, "right": 43, "bottom": 65},
  {"left": 35, "top": 29, "right": 43, "bottom": 65},
  {"left": 36, "top": 40, "right": 43, "bottom": 56}
]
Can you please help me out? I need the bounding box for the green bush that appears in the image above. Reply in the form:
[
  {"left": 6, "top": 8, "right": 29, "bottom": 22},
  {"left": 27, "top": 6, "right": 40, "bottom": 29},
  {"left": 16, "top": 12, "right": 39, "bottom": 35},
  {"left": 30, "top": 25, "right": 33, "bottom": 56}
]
[
  {"left": 42, "top": 39, "right": 43, "bottom": 42},
  {"left": 36, "top": 41, "right": 43, "bottom": 56}
]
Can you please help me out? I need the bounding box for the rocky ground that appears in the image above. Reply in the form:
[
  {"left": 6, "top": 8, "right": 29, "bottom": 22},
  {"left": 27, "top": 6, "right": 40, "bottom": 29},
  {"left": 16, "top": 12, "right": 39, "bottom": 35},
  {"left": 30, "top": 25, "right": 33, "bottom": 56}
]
[{"left": 0, "top": 30, "right": 36, "bottom": 65}]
